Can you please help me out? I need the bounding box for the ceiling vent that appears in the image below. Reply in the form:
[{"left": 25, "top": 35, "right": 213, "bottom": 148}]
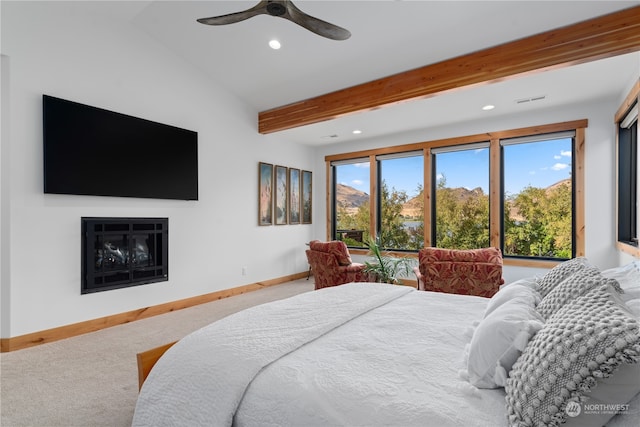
[{"left": 515, "top": 95, "right": 546, "bottom": 104}]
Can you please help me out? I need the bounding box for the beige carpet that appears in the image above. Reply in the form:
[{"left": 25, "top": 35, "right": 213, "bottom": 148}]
[{"left": 0, "top": 279, "right": 314, "bottom": 427}]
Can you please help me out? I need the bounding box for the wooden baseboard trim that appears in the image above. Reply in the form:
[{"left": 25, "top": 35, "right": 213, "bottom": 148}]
[{"left": 0, "top": 272, "right": 309, "bottom": 353}]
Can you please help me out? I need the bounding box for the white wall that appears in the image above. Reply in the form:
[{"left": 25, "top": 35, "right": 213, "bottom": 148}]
[
  {"left": 2, "top": 2, "right": 637, "bottom": 339},
  {"left": 0, "top": 2, "right": 315, "bottom": 337},
  {"left": 311, "top": 95, "right": 631, "bottom": 283}
]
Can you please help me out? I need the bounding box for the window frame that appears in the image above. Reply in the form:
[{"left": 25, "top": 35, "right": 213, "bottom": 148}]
[
  {"left": 325, "top": 120, "right": 586, "bottom": 267},
  {"left": 499, "top": 131, "right": 577, "bottom": 260},
  {"left": 375, "top": 151, "right": 425, "bottom": 252},
  {"left": 615, "top": 79, "right": 640, "bottom": 258},
  {"left": 431, "top": 142, "right": 491, "bottom": 250},
  {"left": 330, "top": 157, "right": 373, "bottom": 248}
]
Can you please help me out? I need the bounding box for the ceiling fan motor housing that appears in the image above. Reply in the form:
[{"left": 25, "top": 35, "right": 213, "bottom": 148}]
[{"left": 266, "top": 2, "right": 286, "bottom": 16}]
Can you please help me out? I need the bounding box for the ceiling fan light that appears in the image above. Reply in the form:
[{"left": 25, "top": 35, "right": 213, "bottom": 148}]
[{"left": 269, "top": 39, "right": 281, "bottom": 50}]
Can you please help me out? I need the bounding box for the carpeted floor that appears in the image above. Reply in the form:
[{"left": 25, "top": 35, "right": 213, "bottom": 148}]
[{"left": 0, "top": 279, "right": 314, "bottom": 427}]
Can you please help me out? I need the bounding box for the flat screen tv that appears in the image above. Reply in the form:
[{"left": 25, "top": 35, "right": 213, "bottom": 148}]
[{"left": 43, "top": 95, "right": 198, "bottom": 200}]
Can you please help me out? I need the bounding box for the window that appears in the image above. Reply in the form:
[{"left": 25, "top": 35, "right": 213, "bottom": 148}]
[
  {"left": 326, "top": 120, "right": 585, "bottom": 265},
  {"left": 332, "top": 159, "right": 371, "bottom": 248},
  {"left": 377, "top": 152, "right": 424, "bottom": 250},
  {"left": 502, "top": 133, "right": 575, "bottom": 259},
  {"left": 618, "top": 102, "right": 638, "bottom": 248},
  {"left": 432, "top": 143, "right": 490, "bottom": 249}
]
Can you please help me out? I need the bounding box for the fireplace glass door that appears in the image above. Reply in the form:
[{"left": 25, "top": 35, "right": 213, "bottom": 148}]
[{"left": 82, "top": 218, "right": 168, "bottom": 293}]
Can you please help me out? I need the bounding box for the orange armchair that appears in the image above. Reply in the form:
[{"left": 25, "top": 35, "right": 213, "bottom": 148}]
[
  {"left": 305, "top": 240, "right": 371, "bottom": 290},
  {"left": 413, "top": 247, "right": 504, "bottom": 298}
]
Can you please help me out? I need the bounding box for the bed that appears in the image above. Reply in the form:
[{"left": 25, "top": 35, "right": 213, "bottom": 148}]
[{"left": 132, "top": 260, "right": 640, "bottom": 427}]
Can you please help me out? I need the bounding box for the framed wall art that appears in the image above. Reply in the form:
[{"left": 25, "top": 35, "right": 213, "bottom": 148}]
[
  {"left": 258, "top": 162, "right": 273, "bottom": 226},
  {"left": 275, "top": 165, "right": 288, "bottom": 225},
  {"left": 302, "top": 170, "right": 312, "bottom": 224},
  {"left": 288, "top": 168, "right": 301, "bottom": 224}
]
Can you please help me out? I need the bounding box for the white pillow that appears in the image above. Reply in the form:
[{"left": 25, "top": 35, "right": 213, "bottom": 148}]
[
  {"left": 564, "top": 362, "right": 640, "bottom": 427},
  {"left": 605, "top": 389, "right": 640, "bottom": 427},
  {"left": 602, "top": 262, "right": 640, "bottom": 302},
  {"left": 536, "top": 257, "right": 592, "bottom": 298},
  {"left": 506, "top": 283, "right": 640, "bottom": 427},
  {"left": 484, "top": 282, "right": 541, "bottom": 318},
  {"left": 467, "top": 297, "right": 544, "bottom": 389},
  {"left": 624, "top": 298, "right": 640, "bottom": 317},
  {"left": 536, "top": 266, "right": 623, "bottom": 320},
  {"left": 499, "top": 277, "right": 538, "bottom": 291}
]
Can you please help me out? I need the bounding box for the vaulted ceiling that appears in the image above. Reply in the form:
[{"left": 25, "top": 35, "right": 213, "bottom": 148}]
[{"left": 124, "top": 1, "right": 640, "bottom": 145}]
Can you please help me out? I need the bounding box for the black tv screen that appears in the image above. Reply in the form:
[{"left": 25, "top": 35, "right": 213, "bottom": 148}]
[{"left": 43, "top": 95, "right": 198, "bottom": 200}]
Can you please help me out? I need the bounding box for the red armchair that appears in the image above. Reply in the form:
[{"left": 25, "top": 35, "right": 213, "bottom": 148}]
[
  {"left": 305, "top": 240, "right": 371, "bottom": 290},
  {"left": 413, "top": 247, "right": 504, "bottom": 298}
]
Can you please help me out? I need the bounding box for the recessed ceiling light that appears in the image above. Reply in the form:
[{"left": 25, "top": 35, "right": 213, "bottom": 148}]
[
  {"left": 268, "top": 39, "right": 281, "bottom": 50},
  {"left": 482, "top": 104, "right": 495, "bottom": 111},
  {"left": 352, "top": 129, "right": 362, "bottom": 134}
]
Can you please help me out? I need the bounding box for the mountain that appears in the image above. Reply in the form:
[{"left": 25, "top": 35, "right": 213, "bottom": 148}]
[
  {"left": 338, "top": 180, "right": 569, "bottom": 219},
  {"left": 338, "top": 184, "right": 486, "bottom": 217},
  {"left": 508, "top": 179, "right": 571, "bottom": 221},
  {"left": 336, "top": 184, "right": 369, "bottom": 214},
  {"left": 545, "top": 178, "right": 571, "bottom": 194},
  {"left": 401, "top": 187, "right": 484, "bottom": 217},
  {"left": 402, "top": 194, "right": 423, "bottom": 218}
]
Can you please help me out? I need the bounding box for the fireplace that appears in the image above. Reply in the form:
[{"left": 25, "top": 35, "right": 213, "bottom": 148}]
[{"left": 82, "top": 217, "right": 168, "bottom": 294}]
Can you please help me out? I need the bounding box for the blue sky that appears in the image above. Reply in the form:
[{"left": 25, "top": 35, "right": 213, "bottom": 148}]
[{"left": 336, "top": 138, "right": 572, "bottom": 197}]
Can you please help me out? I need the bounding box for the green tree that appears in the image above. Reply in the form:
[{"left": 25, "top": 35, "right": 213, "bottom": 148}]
[
  {"left": 504, "top": 181, "right": 572, "bottom": 258},
  {"left": 379, "top": 180, "right": 410, "bottom": 249},
  {"left": 336, "top": 197, "right": 370, "bottom": 247},
  {"left": 336, "top": 169, "right": 571, "bottom": 258},
  {"left": 337, "top": 180, "right": 424, "bottom": 250},
  {"left": 435, "top": 177, "right": 490, "bottom": 249},
  {"left": 406, "top": 184, "right": 424, "bottom": 250}
]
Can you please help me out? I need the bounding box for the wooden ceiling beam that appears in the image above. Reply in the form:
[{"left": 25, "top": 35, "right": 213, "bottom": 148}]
[{"left": 258, "top": 6, "right": 640, "bottom": 134}]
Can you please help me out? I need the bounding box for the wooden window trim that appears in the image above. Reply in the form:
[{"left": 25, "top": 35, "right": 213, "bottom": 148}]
[{"left": 326, "top": 120, "right": 587, "bottom": 267}]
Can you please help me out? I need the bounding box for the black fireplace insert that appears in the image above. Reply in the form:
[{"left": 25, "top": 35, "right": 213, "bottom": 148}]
[{"left": 82, "top": 217, "right": 168, "bottom": 294}]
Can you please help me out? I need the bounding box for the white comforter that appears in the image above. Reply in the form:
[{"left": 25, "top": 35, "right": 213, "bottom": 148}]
[{"left": 132, "top": 283, "right": 507, "bottom": 427}]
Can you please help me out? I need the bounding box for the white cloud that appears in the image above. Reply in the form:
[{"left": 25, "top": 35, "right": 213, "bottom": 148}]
[
  {"left": 560, "top": 150, "right": 572, "bottom": 157},
  {"left": 551, "top": 163, "right": 569, "bottom": 171},
  {"left": 529, "top": 171, "right": 536, "bottom": 175},
  {"left": 352, "top": 180, "right": 364, "bottom": 186},
  {"left": 354, "top": 162, "right": 370, "bottom": 168},
  {"left": 436, "top": 173, "right": 444, "bottom": 180},
  {"left": 554, "top": 155, "right": 561, "bottom": 160}
]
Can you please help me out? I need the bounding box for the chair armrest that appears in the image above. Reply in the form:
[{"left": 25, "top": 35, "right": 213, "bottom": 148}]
[
  {"left": 413, "top": 266, "right": 424, "bottom": 291},
  {"left": 339, "top": 263, "right": 366, "bottom": 273}
]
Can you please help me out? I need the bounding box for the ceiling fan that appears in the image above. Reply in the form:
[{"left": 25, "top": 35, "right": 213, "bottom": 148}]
[{"left": 197, "top": 0, "right": 351, "bottom": 41}]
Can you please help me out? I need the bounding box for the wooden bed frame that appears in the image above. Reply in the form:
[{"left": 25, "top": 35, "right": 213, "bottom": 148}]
[{"left": 136, "top": 341, "right": 176, "bottom": 390}]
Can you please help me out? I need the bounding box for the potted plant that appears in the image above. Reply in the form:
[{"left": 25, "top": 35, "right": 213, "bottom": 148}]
[{"left": 362, "top": 237, "right": 416, "bottom": 285}]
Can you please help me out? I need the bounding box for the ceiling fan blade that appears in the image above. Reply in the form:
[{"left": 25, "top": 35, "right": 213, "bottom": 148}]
[
  {"left": 285, "top": 2, "right": 351, "bottom": 41},
  {"left": 197, "top": 0, "right": 269, "bottom": 26}
]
